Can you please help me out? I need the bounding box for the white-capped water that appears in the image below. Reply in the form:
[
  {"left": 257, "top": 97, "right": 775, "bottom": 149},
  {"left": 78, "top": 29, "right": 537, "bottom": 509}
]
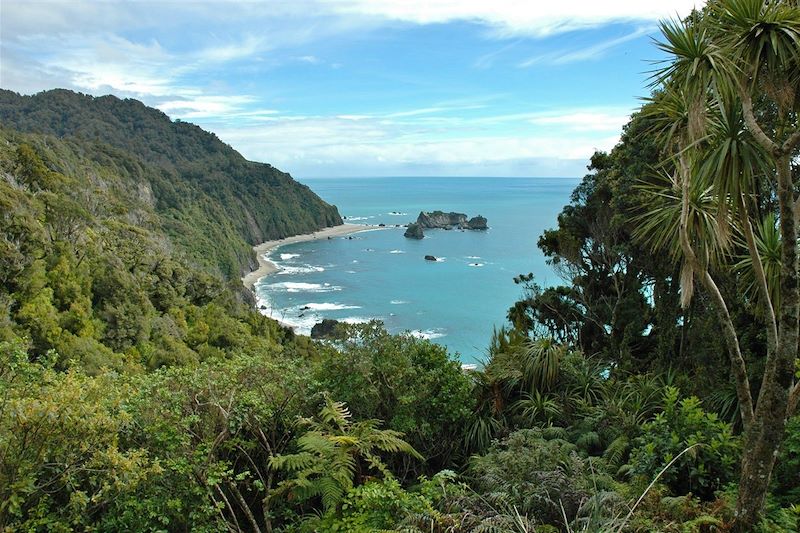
[{"left": 254, "top": 177, "right": 578, "bottom": 364}]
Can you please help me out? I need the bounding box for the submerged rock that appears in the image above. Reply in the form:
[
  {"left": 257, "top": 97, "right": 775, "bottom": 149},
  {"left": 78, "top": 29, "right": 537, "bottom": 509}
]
[
  {"left": 424, "top": 255, "right": 437, "bottom": 261},
  {"left": 311, "top": 319, "right": 341, "bottom": 339},
  {"left": 404, "top": 222, "right": 424, "bottom": 239}
]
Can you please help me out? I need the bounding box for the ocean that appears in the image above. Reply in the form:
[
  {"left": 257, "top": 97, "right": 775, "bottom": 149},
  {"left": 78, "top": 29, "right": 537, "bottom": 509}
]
[{"left": 254, "top": 177, "right": 579, "bottom": 365}]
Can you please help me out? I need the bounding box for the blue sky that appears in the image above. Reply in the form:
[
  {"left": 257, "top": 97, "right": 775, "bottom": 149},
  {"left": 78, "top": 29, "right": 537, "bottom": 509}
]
[{"left": 0, "top": 1, "right": 703, "bottom": 177}]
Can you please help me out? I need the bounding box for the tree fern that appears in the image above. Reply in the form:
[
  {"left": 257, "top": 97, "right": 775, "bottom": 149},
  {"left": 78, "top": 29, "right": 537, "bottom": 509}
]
[{"left": 269, "top": 397, "right": 422, "bottom": 511}]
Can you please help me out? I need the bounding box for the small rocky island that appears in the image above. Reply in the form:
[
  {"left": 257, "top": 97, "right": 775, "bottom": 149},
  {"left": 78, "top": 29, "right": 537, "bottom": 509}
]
[
  {"left": 404, "top": 222, "right": 424, "bottom": 239},
  {"left": 404, "top": 211, "right": 488, "bottom": 239}
]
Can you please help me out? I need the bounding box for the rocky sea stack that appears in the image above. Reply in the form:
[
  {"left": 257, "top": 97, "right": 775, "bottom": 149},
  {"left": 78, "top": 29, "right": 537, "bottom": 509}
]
[
  {"left": 404, "top": 222, "right": 425, "bottom": 239},
  {"left": 415, "top": 211, "right": 488, "bottom": 230},
  {"left": 467, "top": 215, "right": 488, "bottom": 230}
]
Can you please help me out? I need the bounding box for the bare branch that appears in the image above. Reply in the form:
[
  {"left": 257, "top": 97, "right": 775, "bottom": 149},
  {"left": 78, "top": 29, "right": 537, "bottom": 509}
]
[
  {"left": 782, "top": 128, "right": 800, "bottom": 153},
  {"left": 228, "top": 481, "right": 263, "bottom": 533},
  {"left": 738, "top": 84, "right": 779, "bottom": 155}
]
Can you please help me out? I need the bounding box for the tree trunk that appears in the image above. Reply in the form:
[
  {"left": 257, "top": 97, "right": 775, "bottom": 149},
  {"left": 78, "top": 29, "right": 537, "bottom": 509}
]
[{"left": 734, "top": 153, "right": 798, "bottom": 532}]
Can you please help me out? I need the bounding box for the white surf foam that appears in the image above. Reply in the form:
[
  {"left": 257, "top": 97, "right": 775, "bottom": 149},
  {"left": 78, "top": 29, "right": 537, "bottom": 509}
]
[
  {"left": 408, "top": 328, "right": 447, "bottom": 340},
  {"left": 466, "top": 255, "right": 482, "bottom": 259},
  {"left": 302, "top": 302, "right": 361, "bottom": 311},
  {"left": 390, "top": 300, "right": 408, "bottom": 305},
  {"left": 267, "top": 282, "right": 342, "bottom": 293},
  {"left": 468, "top": 263, "right": 485, "bottom": 267},
  {"left": 341, "top": 317, "right": 373, "bottom": 325},
  {"left": 280, "top": 253, "right": 300, "bottom": 260},
  {"left": 388, "top": 212, "right": 407, "bottom": 216},
  {"left": 389, "top": 250, "right": 406, "bottom": 254},
  {"left": 276, "top": 265, "right": 325, "bottom": 275}
]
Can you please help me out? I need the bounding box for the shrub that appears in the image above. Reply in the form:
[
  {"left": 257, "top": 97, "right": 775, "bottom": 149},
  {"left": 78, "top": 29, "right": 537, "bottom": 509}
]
[
  {"left": 469, "top": 428, "right": 611, "bottom": 526},
  {"left": 628, "top": 387, "right": 739, "bottom": 500}
]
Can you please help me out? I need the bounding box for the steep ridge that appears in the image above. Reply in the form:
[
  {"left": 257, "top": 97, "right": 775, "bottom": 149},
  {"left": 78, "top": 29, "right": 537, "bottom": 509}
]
[{"left": 0, "top": 89, "right": 342, "bottom": 277}]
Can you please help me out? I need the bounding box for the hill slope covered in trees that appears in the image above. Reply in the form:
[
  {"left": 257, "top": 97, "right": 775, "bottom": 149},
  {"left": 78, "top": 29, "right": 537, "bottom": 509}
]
[{"left": 0, "top": 89, "right": 343, "bottom": 278}]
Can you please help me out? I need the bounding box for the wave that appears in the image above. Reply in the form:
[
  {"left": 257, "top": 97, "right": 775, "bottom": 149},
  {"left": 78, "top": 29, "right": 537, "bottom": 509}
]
[
  {"left": 390, "top": 300, "right": 408, "bottom": 305},
  {"left": 345, "top": 216, "right": 374, "bottom": 221},
  {"left": 341, "top": 317, "right": 373, "bottom": 325},
  {"left": 468, "top": 263, "right": 485, "bottom": 267},
  {"left": 408, "top": 328, "right": 447, "bottom": 340},
  {"left": 301, "top": 302, "right": 361, "bottom": 311},
  {"left": 280, "top": 253, "right": 300, "bottom": 260},
  {"left": 255, "top": 297, "right": 319, "bottom": 335},
  {"left": 345, "top": 270, "right": 357, "bottom": 274},
  {"left": 435, "top": 257, "right": 446, "bottom": 262},
  {"left": 466, "top": 255, "right": 481, "bottom": 259},
  {"left": 388, "top": 212, "right": 407, "bottom": 216},
  {"left": 389, "top": 250, "right": 406, "bottom": 254},
  {"left": 276, "top": 264, "right": 325, "bottom": 275},
  {"left": 266, "top": 282, "right": 342, "bottom": 293}
]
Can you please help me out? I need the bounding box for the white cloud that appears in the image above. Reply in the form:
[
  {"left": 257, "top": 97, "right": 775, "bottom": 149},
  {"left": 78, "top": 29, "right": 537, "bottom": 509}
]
[
  {"left": 528, "top": 111, "right": 631, "bottom": 132},
  {"left": 519, "top": 26, "right": 654, "bottom": 66},
  {"left": 157, "top": 95, "right": 258, "bottom": 118},
  {"left": 330, "top": 0, "right": 703, "bottom": 37},
  {"left": 200, "top": 106, "right": 625, "bottom": 177},
  {"left": 198, "top": 35, "right": 266, "bottom": 63},
  {"left": 0, "top": 0, "right": 657, "bottom": 177}
]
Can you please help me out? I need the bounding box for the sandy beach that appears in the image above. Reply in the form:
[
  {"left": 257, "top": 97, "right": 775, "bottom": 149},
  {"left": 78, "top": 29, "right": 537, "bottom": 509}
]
[{"left": 242, "top": 223, "right": 379, "bottom": 291}]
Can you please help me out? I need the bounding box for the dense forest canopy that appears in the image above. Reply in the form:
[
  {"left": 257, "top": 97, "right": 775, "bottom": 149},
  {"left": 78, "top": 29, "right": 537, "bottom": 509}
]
[
  {"left": 0, "top": 89, "right": 342, "bottom": 279},
  {"left": 1, "top": 1, "right": 800, "bottom": 530}
]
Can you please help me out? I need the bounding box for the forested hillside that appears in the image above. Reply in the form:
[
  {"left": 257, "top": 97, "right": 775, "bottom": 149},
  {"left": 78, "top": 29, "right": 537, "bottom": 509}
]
[
  {"left": 1, "top": 1, "right": 800, "bottom": 531},
  {"left": 0, "top": 89, "right": 342, "bottom": 278}
]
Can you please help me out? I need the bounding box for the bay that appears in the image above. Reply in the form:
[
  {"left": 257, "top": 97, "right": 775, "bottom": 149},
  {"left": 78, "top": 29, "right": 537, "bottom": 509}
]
[{"left": 254, "top": 177, "right": 579, "bottom": 365}]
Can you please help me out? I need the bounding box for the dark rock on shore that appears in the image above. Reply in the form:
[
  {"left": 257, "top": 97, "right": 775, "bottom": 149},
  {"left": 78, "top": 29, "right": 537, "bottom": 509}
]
[
  {"left": 404, "top": 223, "right": 424, "bottom": 239},
  {"left": 311, "top": 319, "right": 341, "bottom": 339}
]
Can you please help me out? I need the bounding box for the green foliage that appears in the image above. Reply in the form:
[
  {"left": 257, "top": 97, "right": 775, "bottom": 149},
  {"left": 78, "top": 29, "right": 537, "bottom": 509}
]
[
  {"left": 628, "top": 387, "right": 740, "bottom": 500},
  {"left": 0, "top": 340, "right": 159, "bottom": 531},
  {"left": 469, "top": 428, "right": 612, "bottom": 527},
  {"left": 303, "top": 475, "right": 449, "bottom": 532},
  {"left": 772, "top": 415, "right": 800, "bottom": 506},
  {"left": 270, "top": 398, "right": 422, "bottom": 513},
  {"left": 314, "top": 321, "right": 474, "bottom": 477},
  {"left": 0, "top": 89, "right": 342, "bottom": 278}
]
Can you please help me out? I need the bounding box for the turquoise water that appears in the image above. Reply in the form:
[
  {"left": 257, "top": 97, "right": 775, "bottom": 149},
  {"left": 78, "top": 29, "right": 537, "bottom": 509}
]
[{"left": 254, "top": 177, "right": 578, "bottom": 365}]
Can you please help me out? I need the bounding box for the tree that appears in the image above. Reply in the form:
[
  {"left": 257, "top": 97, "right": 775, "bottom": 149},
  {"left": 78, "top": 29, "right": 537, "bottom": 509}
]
[{"left": 636, "top": 2, "right": 800, "bottom": 528}]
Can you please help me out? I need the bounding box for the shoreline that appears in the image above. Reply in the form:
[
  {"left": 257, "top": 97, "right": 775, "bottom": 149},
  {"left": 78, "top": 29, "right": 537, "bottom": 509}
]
[{"left": 242, "top": 223, "right": 382, "bottom": 291}]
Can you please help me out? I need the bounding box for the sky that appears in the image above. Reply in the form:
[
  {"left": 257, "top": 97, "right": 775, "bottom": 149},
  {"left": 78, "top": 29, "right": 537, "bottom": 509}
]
[{"left": 0, "top": 1, "right": 703, "bottom": 178}]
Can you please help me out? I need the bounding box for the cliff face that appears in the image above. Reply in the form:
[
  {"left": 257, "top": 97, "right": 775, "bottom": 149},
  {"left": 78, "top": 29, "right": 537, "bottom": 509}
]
[{"left": 0, "top": 89, "right": 343, "bottom": 277}]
